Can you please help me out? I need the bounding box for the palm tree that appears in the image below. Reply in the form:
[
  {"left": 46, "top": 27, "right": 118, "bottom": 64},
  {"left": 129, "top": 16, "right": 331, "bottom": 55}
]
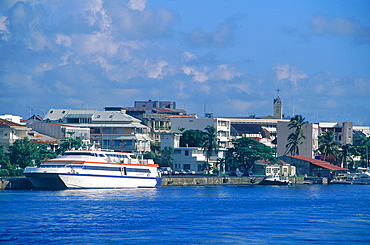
[
  {"left": 201, "top": 125, "right": 219, "bottom": 174},
  {"left": 336, "top": 144, "right": 354, "bottom": 168},
  {"left": 318, "top": 131, "right": 340, "bottom": 161},
  {"left": 284, "top": 131, "right": 305, "bottom": 156},
  {"left": 284, "top": 114, "right": 308, "bottom": 156},
  {"left": 288, "top": 115, "right": 308, "bottom": 134}
]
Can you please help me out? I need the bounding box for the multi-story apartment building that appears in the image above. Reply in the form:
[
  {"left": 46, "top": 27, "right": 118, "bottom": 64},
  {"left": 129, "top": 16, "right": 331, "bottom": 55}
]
[
  {"left": 318, "top": 122, "right": 353, "bottom": 145},
  {"left": 276, "top": 122, "right": 319, "bottom": 158},
  {"left": 170, "top": 115, "right": 231, "bottom": 149},
  {"left": 121, "top": 100, "right": 188, "bottom": 143},
  {"left": 41, "top": 109, "right": 151, "bottom": 152}
]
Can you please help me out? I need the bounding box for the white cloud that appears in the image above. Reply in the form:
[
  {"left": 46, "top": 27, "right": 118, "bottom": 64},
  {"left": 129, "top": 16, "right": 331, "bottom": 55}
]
[
  {"left": 55, "top": 34, "right": 72, "bottom": 47},
  {"left": 311, "top": 15, "right": 370, "bottom": 44},
  {"left": 183, "top": 52, "right": 197, "bottom": 61},
  {"left": 128, "top": 0, "right": 147, "bottom": 11},
  {"left": 273, "top": 63, "right": 307, "bottom": 85},
  {"left": 0, "top": 16, "right": 7, "bottom": 31},
  {"left": 182, "top": 66, "right": 209, "bottom": 83},
  {"left": 212, "top": 64, "right": 242, "bottom": 81},
  {"left": 146, "top": 59, "right": 168, "bottom": 79}
]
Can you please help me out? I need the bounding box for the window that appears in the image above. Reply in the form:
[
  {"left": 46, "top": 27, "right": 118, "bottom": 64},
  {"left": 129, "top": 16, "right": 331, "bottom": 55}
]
[
  {"left": 114, "top": 141, "right": 120, "bottom": 147},
  {"left": 185, "top": 150, "right": 189, "bottom": 156}
]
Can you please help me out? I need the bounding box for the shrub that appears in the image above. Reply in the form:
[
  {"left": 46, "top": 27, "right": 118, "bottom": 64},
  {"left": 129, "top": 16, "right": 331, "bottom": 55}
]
[
  {"left": 0, "top": 169, "right": 10, "bottom": 177},
  {"left": 10, "top": 169, "right": 24, "bottom": 177}
]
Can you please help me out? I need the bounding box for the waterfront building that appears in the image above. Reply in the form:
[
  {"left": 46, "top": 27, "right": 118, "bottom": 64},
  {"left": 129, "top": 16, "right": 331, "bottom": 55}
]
[
  {"left": 41, "top": 109, "right": 151, "bottom": 152},
  {"left": 121, "top": 100, "right": 187, "bottom": 143},
  {"left": 0, "top": 118, "right": 28, "bottom": 147},
  {"left": 161, "top": 131, "right": 223, "bottom": 174},
  {"left": 276, "top": 122, "right": 319, "bottom": 158},
  {"left": 318, "top": 122, "right": 353, "bottom": 145},
  {"left": 0, "top": 114, "right": 23, "bottom": 124},
  {"left": 279, "top": 155, "right": 348, "bottom": 179},
  {"left": 170, "top": 115, "right": 231, "bottom": 149},
  {"left": 253, "top": 160, "right": 296, "bottom": 177},
  {"left": 27, "top": 122, "right": 90, "bottom": 147}
]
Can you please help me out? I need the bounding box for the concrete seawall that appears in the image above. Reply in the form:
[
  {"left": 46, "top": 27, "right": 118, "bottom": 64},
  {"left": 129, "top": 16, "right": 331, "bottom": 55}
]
[
  {"left": 1, "top": 176, "right": 324, "bottom": 190},
  {"left": 162, "top": 175, "right": 308, "bottom": 186}
]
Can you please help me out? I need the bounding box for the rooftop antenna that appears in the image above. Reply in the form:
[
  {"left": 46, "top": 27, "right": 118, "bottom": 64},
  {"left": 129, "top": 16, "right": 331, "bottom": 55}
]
[{"left": 26, "top": 107, "right": 33, "bottom": 118}]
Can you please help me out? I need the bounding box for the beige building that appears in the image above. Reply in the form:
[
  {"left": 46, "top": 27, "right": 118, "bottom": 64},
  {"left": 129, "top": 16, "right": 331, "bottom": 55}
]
[
  {"left": 277, "top": 122, "right": 319, "bottom": 158},
  {"left": 0, "top": 119, "right": 28, "bottom": 148}
]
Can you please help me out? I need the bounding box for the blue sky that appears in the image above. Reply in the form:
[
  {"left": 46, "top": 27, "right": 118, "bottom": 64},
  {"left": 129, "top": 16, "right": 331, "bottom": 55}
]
[{"left": 1, "top": 0, "right": 369, "bottom": 125}]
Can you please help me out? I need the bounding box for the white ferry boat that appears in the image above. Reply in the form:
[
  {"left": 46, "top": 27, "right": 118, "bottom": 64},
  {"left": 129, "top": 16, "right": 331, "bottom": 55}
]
[{"left": 23, "top": 150, "right": 162, "bottom": 189}]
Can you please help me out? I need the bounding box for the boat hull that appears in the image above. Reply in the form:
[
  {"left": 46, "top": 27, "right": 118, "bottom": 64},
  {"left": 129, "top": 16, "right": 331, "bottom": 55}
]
[
  {"left": 259, "top": 180, "right": 291, "bottom": 186},
  {"left": 25, "top": 172, "right": 161, "bottom": 189}
]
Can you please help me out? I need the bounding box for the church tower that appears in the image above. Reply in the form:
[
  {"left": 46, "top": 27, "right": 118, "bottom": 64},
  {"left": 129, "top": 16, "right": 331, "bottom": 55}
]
[{"left": 273, "top": 89, "right": 283, "bottom": 119}]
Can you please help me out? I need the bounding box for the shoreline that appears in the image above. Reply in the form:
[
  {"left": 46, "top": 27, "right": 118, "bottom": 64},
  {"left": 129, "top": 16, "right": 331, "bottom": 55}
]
[{"left": 1, "top": 176, "right": 328, "bottom": 190}]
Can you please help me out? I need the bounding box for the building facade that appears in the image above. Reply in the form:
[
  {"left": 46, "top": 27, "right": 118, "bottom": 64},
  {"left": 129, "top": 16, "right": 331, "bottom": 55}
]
[
  {"left": 170, "top": 116, "right": 231, "bottom": 149},
  {"left": 42, "top": 109, "right": 151, "bottom": 152},
  {"left": 0, "top": 119, "right": 28, "bottom": 148},
  {"left": 318, "top": 122, "right": 353, "bottom": 145},
  {"left": 277, "top": 122, "right": 319, "bottom": 158}
]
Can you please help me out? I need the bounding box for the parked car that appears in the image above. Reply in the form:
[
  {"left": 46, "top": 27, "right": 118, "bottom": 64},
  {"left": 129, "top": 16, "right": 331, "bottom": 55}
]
[
  {"left": 243, "top": 171, "right": 254, "bottom": 176},
  {"left": 229, "top": 170, "right": 243, "bottom": 177},
  {"left": 159, "top": 167, "right": 172, "bottom": 175},
  {"left": 184, "top": 170, "right": 196, "bottom": 175}
]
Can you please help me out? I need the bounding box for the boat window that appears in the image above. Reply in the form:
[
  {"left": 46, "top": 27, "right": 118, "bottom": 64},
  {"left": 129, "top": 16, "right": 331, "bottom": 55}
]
[
  {"left": 99, "top": 154, "right": 105, "bottom": 157},
  {"left": 126, "top": 168, "right": 151, "bottom": 173},
  {"left": 65, "top": 152, "right": 92, "bottom": 156}
]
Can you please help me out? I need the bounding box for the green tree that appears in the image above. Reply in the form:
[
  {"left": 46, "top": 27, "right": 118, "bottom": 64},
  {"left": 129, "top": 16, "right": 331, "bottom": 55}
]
[
  {"left": 56, "top": 137, "right": 83, "bottom": 155},
  {"left": 284, "top": 114, "right": 308, "bottom": 156},
  {"left": 336, "top": 144, "right": 355, "bottom": 169},
  {"left": 318, "top": 131, "right": 340, "bottom": 161},
  {"left": 201, "top": 126, "right": 219, "bottom": 174},
  {"left": 35, "top": 144, "right": 58, "bottom": 165},
  {"left": 143, "top": 151, "right": 160, "bottom": 165},
  {"left": 180, "top": 129, "right": 206, "bottom": 147},
  {"left": 0, "top": 146, "right": 10, "bottom": 169},
  {"left": 160, "top": 146, "right": 174, "bottom": 168},
  {"left": 7, "top": 137, "right": 38, "bottom": 169},
  {"left": 354, "top": 136, "right": 370, "bottom": 168},
  {"left": 226, "top": 137, "right": 277, "bottom": 172}
]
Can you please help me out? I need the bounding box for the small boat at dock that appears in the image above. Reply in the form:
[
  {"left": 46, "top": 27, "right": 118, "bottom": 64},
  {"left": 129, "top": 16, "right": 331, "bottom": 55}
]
[{"left": 259, "top": 175, "right": 291, "bottom": 186}]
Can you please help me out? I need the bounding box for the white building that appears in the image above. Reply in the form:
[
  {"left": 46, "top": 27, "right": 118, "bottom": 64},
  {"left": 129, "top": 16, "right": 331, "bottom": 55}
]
[
  {"left": 40, "top": 109, "right": 151, "bottom": 152},
  {"left": 0, "top": 118, "right": 28, "bottom": 148},
  {"left": 0, "top": 114, "right": 23, "bottom": 124},
  {"left": 318, "top": 122, "right": 353, "bottom": 145},
  {"left": 170, "top": 116, "right": 231, "bottom": 149}
]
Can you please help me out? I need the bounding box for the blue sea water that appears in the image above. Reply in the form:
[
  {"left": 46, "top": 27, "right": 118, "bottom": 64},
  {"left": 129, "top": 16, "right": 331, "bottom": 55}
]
[{"left": 0, "top": 185, "right": 369, "bottom": 244}]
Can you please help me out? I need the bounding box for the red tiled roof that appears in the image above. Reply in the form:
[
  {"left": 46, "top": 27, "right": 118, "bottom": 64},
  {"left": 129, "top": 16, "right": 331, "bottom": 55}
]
[
  {"left": 0, "top": 118, "right": 26, "bottom": 127},
  {"left": 290, "top": 156, "right": 348, "bottom": 171}
]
